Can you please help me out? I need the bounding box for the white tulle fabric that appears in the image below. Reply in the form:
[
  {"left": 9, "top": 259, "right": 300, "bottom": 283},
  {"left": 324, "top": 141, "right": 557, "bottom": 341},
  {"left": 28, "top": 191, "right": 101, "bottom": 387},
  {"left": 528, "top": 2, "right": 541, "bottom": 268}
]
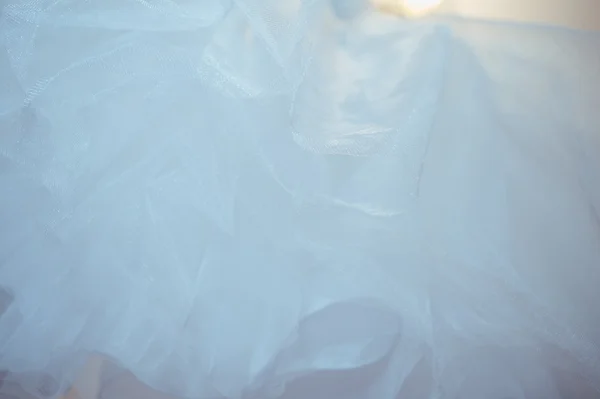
[{"left": 1, "top": 0, "right": 600, "bottom": 398}]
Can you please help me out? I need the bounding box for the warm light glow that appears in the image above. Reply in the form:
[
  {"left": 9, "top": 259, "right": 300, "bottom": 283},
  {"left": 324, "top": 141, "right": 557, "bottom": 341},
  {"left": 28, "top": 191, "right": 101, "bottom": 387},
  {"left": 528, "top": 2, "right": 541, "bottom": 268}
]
[{"left": 372, "top": 0, "right": 443, "bottom": 17}]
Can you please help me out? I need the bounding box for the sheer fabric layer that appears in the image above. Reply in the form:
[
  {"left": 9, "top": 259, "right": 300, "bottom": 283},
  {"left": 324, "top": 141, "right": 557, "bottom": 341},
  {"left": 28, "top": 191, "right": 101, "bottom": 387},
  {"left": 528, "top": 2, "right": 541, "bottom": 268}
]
[{"left": 0, "top": 1, "right": 599, "bottom": 398}]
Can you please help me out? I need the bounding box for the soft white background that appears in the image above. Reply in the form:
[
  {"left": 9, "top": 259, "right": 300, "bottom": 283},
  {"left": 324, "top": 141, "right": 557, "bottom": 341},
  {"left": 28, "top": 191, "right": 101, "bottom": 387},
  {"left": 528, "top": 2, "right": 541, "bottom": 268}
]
[{"left": 438, "top": 0, "right": 600, "bottom": 30}]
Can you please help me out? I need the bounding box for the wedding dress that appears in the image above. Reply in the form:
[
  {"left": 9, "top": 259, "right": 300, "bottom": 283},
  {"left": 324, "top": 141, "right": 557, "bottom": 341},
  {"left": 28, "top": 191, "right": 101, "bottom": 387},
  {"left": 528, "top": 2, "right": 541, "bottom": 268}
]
[{"left": 1, "top": 0, "right": 599, "bottom": 398}]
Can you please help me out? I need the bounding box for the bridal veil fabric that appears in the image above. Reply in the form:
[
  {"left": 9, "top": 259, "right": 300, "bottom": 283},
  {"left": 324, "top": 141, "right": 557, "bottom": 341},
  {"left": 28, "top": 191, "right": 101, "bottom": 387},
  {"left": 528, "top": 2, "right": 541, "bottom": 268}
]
[{"left": 1, "top": 0, "right": 599, "bottom": 398}]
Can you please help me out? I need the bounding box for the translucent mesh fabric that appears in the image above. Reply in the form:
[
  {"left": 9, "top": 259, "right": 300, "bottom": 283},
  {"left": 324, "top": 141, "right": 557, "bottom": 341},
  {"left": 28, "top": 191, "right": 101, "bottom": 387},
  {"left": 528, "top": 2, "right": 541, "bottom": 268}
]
[{"left": 1, "top": 1, "right": 600, "bottom": 398}]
